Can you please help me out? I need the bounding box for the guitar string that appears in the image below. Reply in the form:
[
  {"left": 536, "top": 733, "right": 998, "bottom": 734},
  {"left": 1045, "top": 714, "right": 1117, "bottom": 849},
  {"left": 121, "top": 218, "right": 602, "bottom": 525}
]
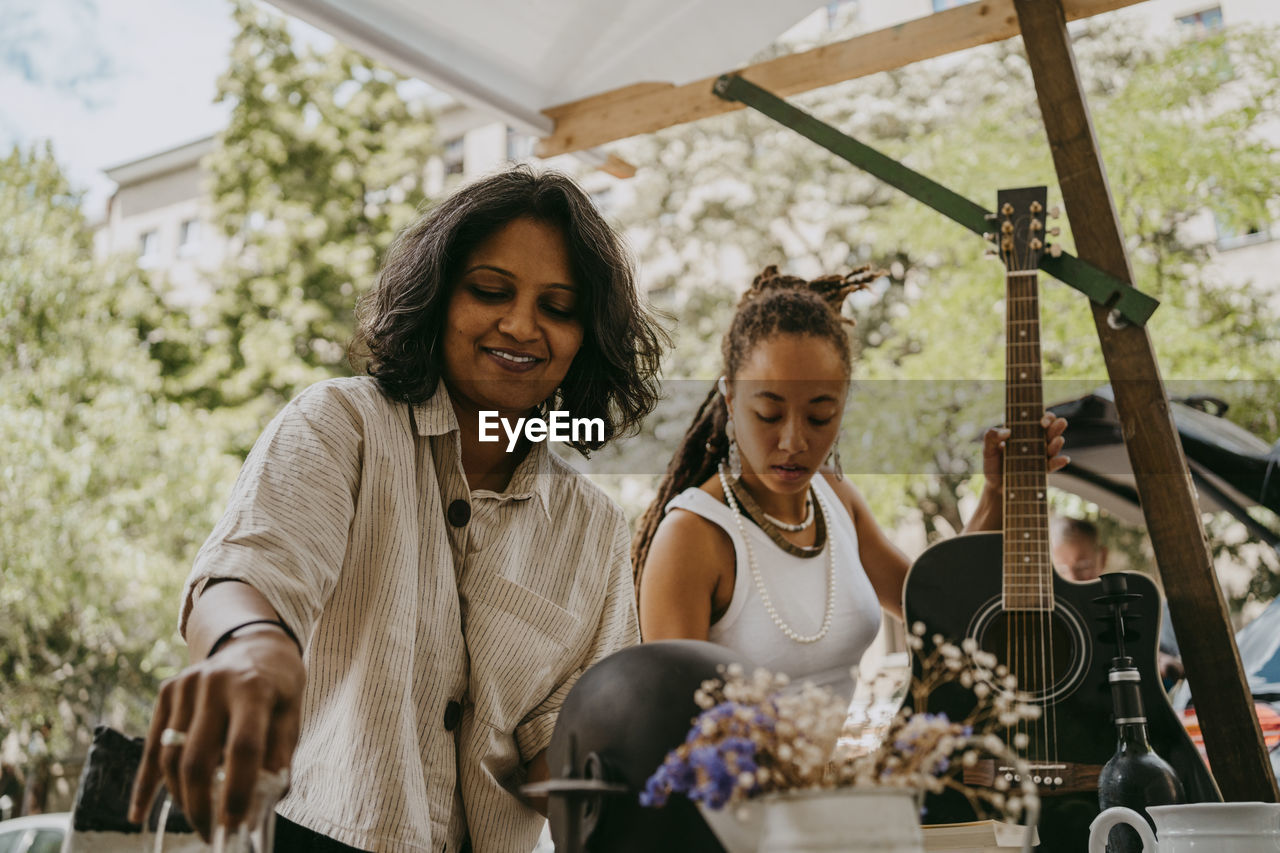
[
  {"left": 1026, "top": 226, "right": 1057, "bottom": 780},
  {"left": 1005, "top": 240, "right": 1017, "bottom": 773},
  {"left": 1011, "top": 238, "right": 1029, "bottom": 773},
  {"left": 1006, "top": 244, "right": 1025, "bottom": 773},
  {"left": 1032, "top": 250, "right": 1060, "bottom": 779},
  {"left": 1006, "top": 214, "right": 1059, "bottom": 782},
  {"left": 1029, "top": 226, "right": 1058, "bottom": 778},
  {"left": 1022, "top": 231, "right": 1051, "bottom": 777},
  {"left": 1018, "top": 233, "right": 1048, "bottom": 774}
]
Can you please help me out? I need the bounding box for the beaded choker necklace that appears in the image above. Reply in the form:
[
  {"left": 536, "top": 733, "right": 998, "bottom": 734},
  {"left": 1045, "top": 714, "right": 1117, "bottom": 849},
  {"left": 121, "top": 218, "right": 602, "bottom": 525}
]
[
  {"left": 718, "top": 464, "right": 836, "bottom": 644},
  {"left": 764, "top": 497, "right": 813, "bottom": 532},
  {"left": 723, "top": 476, "right": 826, "bottom": 559}
]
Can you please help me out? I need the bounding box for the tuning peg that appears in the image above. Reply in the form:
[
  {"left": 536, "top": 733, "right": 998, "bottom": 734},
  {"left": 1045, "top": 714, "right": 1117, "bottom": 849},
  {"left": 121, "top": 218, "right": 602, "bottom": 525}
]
[
  {"left": 1031, "top": 220, "right": 1043, "bottom": 231},
  {"left": 1048, "top": 226, "right": 1061, "bottom": 236},
  {"left": 985, "top": 212, "right": 999, "bottom": 222},
  {"left": 983, "top": 232, "right": 997, "bottom": 242},
  {"left": 1049, "top": 244, "right": 1063, "bottom": 258},
  {"left": 1002, "top": 237, "right": 1014, "bottom": 251},
  {"left": 1002, "top": 203, "right": 1014, "bottom": 215},
  {"left": 1001, "top": 221, "right": 1014, "bottom": 234},
  {"left": 985, "top": 247, "right": 1000, "bottom": 258},
  {"left": 1030, "top": 238, "right": 1044, "bottom": 250},
  {"left": 1030, "top": 201, "right": 1043, "bottom": 213},
  {"left": 1049, "top": 206, "right": 1061, "bottom": 218}
]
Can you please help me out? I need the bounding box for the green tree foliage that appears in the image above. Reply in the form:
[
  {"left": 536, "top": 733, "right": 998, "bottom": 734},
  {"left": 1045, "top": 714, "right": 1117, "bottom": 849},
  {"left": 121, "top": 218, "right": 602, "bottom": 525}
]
[
  {"left": 0, "top": 145, "right": 239, "bottom": 760},
  {"left": 2, "top": 1, "right": 442, "bottom": 766},
  {"left": 612, "top": 20, "right": 1280, "bottom": 591},
  {"left": 176, "top": 0, "right": 436, "bottom": 445}
]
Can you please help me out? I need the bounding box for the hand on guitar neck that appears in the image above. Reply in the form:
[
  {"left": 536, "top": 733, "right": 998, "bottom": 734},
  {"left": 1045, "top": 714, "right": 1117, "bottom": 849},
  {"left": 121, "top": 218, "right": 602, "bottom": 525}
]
[{"left": 963, "top": 412, "right": 1070, "bottom": 535}]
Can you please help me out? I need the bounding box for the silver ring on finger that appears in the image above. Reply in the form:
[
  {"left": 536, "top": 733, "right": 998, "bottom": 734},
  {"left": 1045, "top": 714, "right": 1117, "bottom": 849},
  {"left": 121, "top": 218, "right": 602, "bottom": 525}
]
[{"left": 160, "top": 728, "right": 188, "bottom": 748}]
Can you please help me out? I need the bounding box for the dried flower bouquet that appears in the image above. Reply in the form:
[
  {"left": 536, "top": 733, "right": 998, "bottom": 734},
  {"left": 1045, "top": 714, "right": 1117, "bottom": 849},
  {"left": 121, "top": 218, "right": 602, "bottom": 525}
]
[{"left": 641, "top": 623, "right": 1042, "bottom": 830}]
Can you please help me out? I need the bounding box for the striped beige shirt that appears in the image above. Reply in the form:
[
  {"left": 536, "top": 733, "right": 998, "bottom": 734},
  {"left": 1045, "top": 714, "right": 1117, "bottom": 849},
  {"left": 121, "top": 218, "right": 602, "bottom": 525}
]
[{"left": 181, "top": 376, "right": 638, "bottom": 852}]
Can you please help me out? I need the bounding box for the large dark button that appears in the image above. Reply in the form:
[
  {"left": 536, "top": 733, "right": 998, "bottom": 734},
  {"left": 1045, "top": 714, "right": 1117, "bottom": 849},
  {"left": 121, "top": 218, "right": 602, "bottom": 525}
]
[
  {"left": 447, "top": 499, "right": 471, "bottom": 527},
  {"left": 443, "top": 700, "right": 463, "bottom": 731}
]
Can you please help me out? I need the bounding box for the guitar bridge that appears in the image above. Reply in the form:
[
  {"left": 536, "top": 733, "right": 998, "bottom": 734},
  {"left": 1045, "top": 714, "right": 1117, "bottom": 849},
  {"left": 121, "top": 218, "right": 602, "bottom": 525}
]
[
  {"left": 964, "top": 759, "right": 1103, "bottom": 795},
  {"left": 998, "top": 763, "right": 1065, "bottom": 789}
]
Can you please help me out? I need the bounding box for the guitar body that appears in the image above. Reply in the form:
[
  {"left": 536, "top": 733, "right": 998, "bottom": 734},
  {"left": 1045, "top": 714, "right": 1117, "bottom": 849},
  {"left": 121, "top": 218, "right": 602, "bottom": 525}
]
[{"left": 903, "top": 531, "right": 1219, "bottom": 852}]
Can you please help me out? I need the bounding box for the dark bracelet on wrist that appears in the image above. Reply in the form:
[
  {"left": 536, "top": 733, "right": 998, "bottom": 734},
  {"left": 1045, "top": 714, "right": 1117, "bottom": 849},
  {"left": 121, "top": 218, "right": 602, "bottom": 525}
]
[{"left": 208, "top": 618, "right": 302, "bottom": 658}]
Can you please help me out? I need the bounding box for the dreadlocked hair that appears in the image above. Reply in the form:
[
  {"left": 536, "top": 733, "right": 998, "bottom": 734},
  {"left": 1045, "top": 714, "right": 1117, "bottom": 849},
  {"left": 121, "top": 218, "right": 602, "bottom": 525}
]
[{"left": 632, "top": 264, "right": 881, "bottom": 595}]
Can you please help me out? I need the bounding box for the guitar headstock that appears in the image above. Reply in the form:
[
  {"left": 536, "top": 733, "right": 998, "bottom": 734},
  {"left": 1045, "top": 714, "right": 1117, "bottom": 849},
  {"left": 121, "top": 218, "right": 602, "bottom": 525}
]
[{"left": 985, "top": 186, "right": 1060, "bottom": 272}]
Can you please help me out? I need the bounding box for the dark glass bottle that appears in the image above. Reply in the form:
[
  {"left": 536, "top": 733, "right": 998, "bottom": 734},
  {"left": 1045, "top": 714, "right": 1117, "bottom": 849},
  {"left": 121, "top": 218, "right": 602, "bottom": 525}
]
[{"left": 1096, "top": 657, "right": 1185, "bottom": 853}]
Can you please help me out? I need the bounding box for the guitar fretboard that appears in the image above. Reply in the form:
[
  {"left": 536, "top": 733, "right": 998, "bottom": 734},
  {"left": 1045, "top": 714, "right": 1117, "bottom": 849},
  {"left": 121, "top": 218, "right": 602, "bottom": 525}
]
[{"left": 1003, "top": 267, "right": 1053, "bottom": 611}]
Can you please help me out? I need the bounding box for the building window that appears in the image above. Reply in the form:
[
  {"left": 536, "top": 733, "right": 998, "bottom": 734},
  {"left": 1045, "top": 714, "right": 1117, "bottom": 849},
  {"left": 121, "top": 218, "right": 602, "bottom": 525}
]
[
  {"left": 442, "top": 137, "right": 465, "bottom": 177},
  {"left": 1177, "top": 6, "right": 1224, "bottom": 35},
  {"left": 932, "top": 0, "right": 977, "bottom": 10},
  {"left": 178, "top": 219, "right": 201, "bottom": 254},
  {"left": 139, "top": 229, "right": 159, "bottom": 260},
  {"left": 1177, "top": 6, "right": 1230, "bottom": 77},
  {"left": 506, "top": 127, "right": 533, "bottom": 162},
  {"left": 1215, "top": 214, "right": 1273, "bottom": 251}
]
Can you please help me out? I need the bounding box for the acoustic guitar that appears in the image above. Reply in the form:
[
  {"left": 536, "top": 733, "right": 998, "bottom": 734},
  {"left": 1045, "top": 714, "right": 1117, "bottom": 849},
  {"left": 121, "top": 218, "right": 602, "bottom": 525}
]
[{"left": 901, "top": 186, "right": 1218, "bottom": 853}]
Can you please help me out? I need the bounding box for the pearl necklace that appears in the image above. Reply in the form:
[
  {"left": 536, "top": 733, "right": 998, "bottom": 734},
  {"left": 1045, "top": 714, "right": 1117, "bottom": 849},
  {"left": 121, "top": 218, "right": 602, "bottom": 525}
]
[
  {"left": 718, "top": 464, "right": 836, "bottom": 645},
  {"left": 762, "top": 496, "right": 814, "bottom": 532}
]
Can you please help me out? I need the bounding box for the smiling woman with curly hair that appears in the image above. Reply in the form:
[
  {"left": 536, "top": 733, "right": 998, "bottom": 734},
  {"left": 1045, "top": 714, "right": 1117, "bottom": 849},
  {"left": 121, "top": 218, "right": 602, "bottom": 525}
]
[
  {"left": 354, "top": 166, "right": 663, "bottom": 452},
  {"left": 129, "top": 166, "right": 666, "bottom": 853}
]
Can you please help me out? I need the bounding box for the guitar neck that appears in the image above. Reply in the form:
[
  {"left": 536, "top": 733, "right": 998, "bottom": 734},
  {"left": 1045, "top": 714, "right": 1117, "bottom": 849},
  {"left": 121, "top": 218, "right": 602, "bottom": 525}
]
[{"left": 998, "top": 188, "right": 1053, "bottom": 612}]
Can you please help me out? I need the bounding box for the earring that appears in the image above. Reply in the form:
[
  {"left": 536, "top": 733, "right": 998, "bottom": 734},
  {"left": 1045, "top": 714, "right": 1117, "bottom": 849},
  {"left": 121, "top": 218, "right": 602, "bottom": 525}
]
[
  {"left": 725, "top": 414, "right": 743, "bottom": 480},
  {"left": 827, "top": 431, "right": 844, "bottom": 481},
  {"left": 717, "top": 375, "right": 742, "bottom": 479}
]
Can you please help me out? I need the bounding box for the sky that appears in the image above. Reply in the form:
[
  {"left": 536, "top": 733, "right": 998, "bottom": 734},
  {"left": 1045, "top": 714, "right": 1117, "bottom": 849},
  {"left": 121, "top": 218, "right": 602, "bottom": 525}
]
[{"left": 0, "top": 0, "right": 281, "bottom": 220}]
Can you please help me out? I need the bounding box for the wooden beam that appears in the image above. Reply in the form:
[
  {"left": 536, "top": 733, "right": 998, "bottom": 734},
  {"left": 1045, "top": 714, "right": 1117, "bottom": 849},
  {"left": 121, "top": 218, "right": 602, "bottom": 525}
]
[
  {"left": 1012, "top": 0, "right": 1279, "bottom": 802},
  {"left": 598, "top": 153, "right": 636, "bottom": 180},
  {"left": 536, "top": 0, "right": 1147, "bottom": 157}
]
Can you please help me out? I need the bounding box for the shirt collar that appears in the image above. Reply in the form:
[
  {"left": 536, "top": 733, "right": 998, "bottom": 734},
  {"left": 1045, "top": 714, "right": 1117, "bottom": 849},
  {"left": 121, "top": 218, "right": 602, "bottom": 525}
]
[
  {"left": 409, "top": 380, "right": 459, "bottom": 437},
  {"left": 412, "top": 382, "right": 553, "bottom": 520},
  {"left": 498, "top": 439, "right": 554, "bottom": 521}
]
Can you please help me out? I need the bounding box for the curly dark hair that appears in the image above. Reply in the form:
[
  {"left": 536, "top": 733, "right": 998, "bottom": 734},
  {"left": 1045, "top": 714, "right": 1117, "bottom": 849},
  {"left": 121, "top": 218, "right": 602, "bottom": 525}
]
[
  {"left": 350, "top": 166, "right": 666, "bottom": 454},
  {"left": 631, "top": 264, "right": 881, "bottom": 588}
]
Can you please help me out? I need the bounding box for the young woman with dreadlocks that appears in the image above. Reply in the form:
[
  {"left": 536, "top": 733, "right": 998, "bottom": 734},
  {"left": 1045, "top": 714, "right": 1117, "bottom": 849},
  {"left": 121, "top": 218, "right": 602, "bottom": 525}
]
[{"left": 633, "top": 265, "right": 1068, "bottom": 699}]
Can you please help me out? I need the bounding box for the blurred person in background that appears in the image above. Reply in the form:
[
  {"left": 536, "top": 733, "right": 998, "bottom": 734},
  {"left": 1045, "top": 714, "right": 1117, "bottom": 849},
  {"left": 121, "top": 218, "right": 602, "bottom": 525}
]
[{"left": 1051, "top": 515, "right": 1184, "bottom": 687}]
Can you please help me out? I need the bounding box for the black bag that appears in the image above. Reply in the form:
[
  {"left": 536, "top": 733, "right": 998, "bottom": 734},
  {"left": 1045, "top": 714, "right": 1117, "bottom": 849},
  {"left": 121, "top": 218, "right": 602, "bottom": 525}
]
[{"left": 65, "top": 726, "right": 202, "bottom": 851}]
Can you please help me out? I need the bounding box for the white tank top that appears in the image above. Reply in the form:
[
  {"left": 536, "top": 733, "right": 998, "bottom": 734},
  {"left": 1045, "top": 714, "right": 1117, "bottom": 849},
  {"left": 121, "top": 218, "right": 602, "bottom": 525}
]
[{"left": 664, "top": 475, "right": 882, "bottom": 700}]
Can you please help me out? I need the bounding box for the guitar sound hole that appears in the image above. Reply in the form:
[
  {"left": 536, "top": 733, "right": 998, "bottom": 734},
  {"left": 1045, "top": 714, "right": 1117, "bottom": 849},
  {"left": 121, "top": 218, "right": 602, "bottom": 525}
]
[{"left": 969, "top": 600, "right": 1090, "bottom": 706}]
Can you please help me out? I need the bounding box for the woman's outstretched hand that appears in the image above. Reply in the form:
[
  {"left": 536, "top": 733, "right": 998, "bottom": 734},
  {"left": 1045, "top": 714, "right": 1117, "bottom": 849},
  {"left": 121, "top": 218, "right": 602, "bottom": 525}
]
[
  {"left": 982, "top": 411, "right": 1069, "bottom": 494},
  {"left": 127, "top": 631, "right": 305, "bottom": 841}
]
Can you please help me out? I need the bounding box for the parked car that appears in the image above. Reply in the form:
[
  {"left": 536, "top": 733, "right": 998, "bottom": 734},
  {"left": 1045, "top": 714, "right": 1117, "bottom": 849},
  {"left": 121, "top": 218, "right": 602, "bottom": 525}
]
[
  {"left": 1178, "top": 702, "right": 1280, "bottom": 777},
  {"left": 1047, "top": 386, "right": 1280, "bottom": 534},
  {"left": 0, "top": 812, "right": 69, "bottom": 853},
  {"left": 1047, "top": 385, "right": 1280, "bottom": 776},
  {"left": 1175, "top": 592, "right": 1280, "bottom": 777}
]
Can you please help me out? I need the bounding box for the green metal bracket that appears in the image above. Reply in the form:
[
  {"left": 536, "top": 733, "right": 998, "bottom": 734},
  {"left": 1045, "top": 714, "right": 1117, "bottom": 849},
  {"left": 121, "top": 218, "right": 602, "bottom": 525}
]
[{"left": 712, "top": 74, "right": 1158, "bottom": 326}]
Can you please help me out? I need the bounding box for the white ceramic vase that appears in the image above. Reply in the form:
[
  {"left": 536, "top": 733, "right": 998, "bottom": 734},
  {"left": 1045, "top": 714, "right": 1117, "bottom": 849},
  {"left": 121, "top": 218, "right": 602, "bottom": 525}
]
[
  {"left": 700, "top": 787, "right": 924, "bottom": 853},
  {"left": 699, "top": 801, "right": 764, "bottom": 853}
]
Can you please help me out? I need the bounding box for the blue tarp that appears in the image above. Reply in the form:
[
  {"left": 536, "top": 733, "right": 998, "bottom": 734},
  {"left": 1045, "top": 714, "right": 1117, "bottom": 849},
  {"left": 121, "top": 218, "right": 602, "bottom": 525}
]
[{"left": 1238, "top": 596, "right": 1280, "bottom": 699}]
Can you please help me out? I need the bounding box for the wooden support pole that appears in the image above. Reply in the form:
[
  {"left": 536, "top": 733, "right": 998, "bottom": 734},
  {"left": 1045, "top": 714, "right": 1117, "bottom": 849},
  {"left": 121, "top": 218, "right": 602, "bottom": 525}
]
[{"left": 1012, "top": 0, "right": 1278, "bottom": 801}]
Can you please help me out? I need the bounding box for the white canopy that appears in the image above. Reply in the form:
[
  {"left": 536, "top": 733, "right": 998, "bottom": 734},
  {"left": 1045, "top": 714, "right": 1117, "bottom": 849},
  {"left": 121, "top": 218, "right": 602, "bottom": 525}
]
[
  {"left": 267, "top": 0, "right": 824, "bottom": 135},
  {"left": 265, "top": 0, "right": 1143, "bottom": 160}
]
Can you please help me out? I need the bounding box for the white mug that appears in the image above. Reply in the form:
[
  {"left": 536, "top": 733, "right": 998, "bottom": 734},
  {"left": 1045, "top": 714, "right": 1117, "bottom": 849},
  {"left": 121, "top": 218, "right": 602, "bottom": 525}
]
[{"left": 1089, "top": 802, "right": 1280, "bottom": 853}]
